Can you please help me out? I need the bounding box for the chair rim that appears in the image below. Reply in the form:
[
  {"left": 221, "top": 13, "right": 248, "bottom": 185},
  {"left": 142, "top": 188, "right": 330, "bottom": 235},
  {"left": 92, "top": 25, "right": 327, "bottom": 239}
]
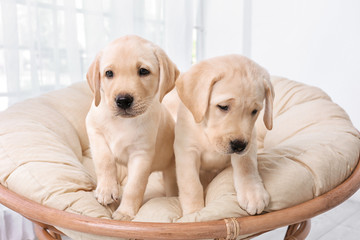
[{"left": 0, "top": 155, "right": 359, "bottom": 240}]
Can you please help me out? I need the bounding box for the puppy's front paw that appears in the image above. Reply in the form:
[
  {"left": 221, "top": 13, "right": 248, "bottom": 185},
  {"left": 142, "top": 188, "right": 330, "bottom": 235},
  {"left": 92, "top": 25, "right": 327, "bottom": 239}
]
[
  {"left": 94, "top": 181, "right": 119, "bottom": 205},
  {"left": 112, "top": 210, "right": 134, "bottom": 221},
  {"left": 237, "top": 183, "right": 270, "bottom": 215},
  {"left": 180, "top": 198, "right": 204, "bottom": 215}
]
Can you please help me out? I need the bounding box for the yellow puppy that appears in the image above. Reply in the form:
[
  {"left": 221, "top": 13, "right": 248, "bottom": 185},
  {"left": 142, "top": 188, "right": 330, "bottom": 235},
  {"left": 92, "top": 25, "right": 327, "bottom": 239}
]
[
  {"left": 175, "top": 55, "right": 274, "bottom": 215},
  {"left": 86, "top": 35, "right": 179, "bottom": 220}
]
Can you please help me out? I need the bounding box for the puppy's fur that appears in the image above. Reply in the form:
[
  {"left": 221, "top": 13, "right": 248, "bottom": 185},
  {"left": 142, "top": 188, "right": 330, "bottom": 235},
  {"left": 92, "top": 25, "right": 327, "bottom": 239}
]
[
  {"left": 175, "top": 55, "right": 274, "bottom": 215},
  {"left": 86, "top": 35, "right": 179, "bottom": 220}
]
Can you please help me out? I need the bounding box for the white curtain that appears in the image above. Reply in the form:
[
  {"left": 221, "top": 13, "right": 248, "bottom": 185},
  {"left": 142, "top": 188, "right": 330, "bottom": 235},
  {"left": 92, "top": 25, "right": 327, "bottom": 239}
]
[{"left": 0, "top": 0, "right": 194, "bottom": 111}]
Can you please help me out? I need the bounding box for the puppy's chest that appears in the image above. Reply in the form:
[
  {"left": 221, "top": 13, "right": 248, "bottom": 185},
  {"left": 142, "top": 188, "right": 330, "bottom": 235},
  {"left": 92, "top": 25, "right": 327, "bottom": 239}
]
[
  {"left": 200, "top": 151, "right": 230, "bottom": 170},
  {"left": 105, "top": 122, "right": 155, "bottom": 164}
]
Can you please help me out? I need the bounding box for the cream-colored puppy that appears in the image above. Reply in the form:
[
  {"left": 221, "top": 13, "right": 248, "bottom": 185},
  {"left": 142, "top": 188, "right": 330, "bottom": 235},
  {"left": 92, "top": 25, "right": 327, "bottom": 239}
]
[
  {"left": 175, "top": 55, "right": 274, "bottom": 216},
  {"left": 86, "top": 35, "right": 179, "bottom": 220}
]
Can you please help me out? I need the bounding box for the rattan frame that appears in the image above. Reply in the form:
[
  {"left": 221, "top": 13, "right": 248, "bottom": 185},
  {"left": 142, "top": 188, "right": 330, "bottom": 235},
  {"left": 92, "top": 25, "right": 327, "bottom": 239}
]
[{"left": 0, "top": 156, "right": 359, "bottom": 240}]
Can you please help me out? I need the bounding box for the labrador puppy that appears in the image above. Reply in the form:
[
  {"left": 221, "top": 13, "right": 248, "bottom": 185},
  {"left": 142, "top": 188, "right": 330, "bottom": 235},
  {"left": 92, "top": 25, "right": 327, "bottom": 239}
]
[
  {"left": 86, "top": 35, "right": 179, "bottom": 220},
  {"left": 175, "top": 55, "right": 274, "bottom": 216}
]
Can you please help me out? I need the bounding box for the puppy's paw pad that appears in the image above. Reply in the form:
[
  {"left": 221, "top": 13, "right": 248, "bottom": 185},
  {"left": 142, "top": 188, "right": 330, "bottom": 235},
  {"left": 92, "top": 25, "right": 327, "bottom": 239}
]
[
  {"left": 237, "top": 186, "right": 270, "bottom": 215},
  {"left": 94, "top": 184, "right": 119, "bottom": 205},
  {"left": 112, "top": 211, "right": 134, "bottom": 221}
]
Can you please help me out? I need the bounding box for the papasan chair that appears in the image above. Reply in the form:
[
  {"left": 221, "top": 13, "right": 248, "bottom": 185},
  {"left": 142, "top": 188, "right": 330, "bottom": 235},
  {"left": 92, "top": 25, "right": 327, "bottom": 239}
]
[{"left": 0, "top": 76, "right": 359, "bottom": 240}]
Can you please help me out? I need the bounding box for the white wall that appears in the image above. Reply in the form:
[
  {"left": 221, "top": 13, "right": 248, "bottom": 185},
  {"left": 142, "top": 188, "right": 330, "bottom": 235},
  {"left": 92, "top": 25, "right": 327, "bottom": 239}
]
[
  {"left": 202, "top": 0, "right": 360, "bottom": 129},
  {"left": 251, "top": 0, "right": 360, "bottom": 129},
  {"left": 202, "top": 0, "right": 245, "bottom": 59}
]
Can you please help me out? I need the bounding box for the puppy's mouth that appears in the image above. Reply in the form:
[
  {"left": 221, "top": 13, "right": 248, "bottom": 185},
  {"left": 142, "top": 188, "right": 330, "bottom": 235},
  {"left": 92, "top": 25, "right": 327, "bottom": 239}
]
[
  {"left": 221, "top": 148, "right": 248, "bottom": 156},
  {"left": 114, "top": 105, "right": 147, "bottom": 118},
  {"left": 228, "top": 147, "right": 248, "bottom": 155},
  {"left": 115, "top": 110, "right": 137, "bottom": 118}
]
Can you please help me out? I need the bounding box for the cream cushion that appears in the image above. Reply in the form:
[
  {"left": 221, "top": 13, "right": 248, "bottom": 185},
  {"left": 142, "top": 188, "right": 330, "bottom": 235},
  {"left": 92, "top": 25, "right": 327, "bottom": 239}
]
[{"left": 0, "top": 77, "right": 359, "bottom": 240}]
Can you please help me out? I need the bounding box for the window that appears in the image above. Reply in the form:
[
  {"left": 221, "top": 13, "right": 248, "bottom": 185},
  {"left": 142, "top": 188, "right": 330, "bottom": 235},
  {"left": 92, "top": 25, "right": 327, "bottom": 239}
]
[{"left": 0, "top": 0, "right": 194, "bottom": 111}]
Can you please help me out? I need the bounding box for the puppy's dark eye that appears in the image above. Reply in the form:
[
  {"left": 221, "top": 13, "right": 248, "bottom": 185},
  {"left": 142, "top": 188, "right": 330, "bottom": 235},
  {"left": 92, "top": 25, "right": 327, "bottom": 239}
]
[
  {"left": 139, "top": 68, "right": 150, "bottom": 76},
  {"left": 251, "top": 109, "right": 258, "bottom": 116},
  {"left": 217, "top": 105, "right": 229, "bottom": 111},
  {"left": 105, "top": 70, "right": 113, "bottom": 78}
]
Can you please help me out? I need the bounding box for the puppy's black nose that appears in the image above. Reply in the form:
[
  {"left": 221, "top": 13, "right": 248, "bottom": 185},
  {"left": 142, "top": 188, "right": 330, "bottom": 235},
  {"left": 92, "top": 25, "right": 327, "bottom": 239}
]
[
  {"left": 115, "top": 94, "right": 134, "bottom": 110},
  {"left": 230, "top": 140, "right": 247, "bottom": 153}
]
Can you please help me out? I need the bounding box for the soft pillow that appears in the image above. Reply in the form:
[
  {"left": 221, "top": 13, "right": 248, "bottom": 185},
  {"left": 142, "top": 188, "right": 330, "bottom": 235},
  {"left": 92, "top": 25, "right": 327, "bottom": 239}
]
[{"left": 0, "top": 77, "right": 359, "bottom": 240}]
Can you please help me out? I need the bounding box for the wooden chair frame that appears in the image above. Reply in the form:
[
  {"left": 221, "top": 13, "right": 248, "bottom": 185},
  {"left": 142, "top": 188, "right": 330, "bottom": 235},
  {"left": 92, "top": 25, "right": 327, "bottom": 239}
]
[{"left": 0, "top": 156, "right": 359, "bottom": 240}]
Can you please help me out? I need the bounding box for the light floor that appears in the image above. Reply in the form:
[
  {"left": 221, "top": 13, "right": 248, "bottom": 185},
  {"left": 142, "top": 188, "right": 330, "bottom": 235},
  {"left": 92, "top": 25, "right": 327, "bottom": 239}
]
[{"left": 256, "top": 191, "right": 360, "bottom": 240}]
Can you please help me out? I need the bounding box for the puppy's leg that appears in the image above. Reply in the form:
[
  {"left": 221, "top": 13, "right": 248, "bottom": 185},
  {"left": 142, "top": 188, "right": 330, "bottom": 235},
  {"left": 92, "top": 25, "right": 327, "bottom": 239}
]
[
  {"left": 88, "top": 131, "right": 119, "bottom": 205},
  {"left": 163, "top": 159, "right": 178, "bottom": 197},
  {"left": 112, "top": 154, "right": 152, "bottom": 221},
  {"left": 231, "top": 141, "right": 270, "bottom": 215},
  {"left": 176, "top": 150, "right": 204, "bottom": 215}
]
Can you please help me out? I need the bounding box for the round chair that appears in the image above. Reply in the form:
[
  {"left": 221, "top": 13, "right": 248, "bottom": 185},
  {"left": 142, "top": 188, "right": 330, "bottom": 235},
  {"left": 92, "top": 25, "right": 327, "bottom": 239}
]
[
  {"left": 0, "top": 160, "right": 359, "bottom": 240},
  {"left": 0, "top": 77, "right": 359, "bottom": 240}
]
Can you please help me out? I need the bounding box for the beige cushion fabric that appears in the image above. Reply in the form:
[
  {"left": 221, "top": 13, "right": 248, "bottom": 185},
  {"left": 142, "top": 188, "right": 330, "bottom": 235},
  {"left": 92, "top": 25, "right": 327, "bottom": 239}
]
[{"left": 0, "top": 77, "right": 359, "bottom": 240}]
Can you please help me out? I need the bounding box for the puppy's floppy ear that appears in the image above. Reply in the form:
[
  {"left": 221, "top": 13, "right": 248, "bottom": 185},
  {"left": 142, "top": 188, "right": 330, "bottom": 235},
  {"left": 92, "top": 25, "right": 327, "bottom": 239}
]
[
  {"left": 154, "top": 47, "right": 180, "bottom": 102},
  {"left": 86, "top": 53, "right": 102, "bottom": 107},
  {"left": 176, "top": 64, "right": 222, "bottom": 123},
  {"left": 262, "top": 70, "right": 275, "bottom": 130}
]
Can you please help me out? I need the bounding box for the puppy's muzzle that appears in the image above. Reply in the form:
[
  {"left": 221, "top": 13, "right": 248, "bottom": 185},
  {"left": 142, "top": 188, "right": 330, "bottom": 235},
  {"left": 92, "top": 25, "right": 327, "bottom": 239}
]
[
  {"left": 230, "top": 140, "right": 247, "bottom": 154},
  {"left": 115, "top": 94, "right": 134, "bottom": 110}
]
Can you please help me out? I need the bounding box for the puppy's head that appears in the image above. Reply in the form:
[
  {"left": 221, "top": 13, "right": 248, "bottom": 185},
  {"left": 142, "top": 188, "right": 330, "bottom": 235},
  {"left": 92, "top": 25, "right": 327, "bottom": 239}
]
[
  {"left": 86, "top": 35, "right": 179, "bottom": 117},
  {"left": 176, "top": 55, "right": 274, "bottom": 155}
]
